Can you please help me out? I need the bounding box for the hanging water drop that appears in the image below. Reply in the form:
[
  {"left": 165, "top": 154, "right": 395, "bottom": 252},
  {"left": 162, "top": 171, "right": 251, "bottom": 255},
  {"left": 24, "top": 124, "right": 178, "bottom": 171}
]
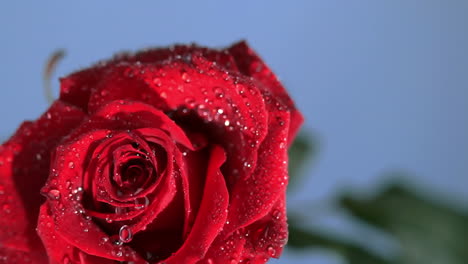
[{"left": 119, "top": 225, "right": 133, "bottom": 243}]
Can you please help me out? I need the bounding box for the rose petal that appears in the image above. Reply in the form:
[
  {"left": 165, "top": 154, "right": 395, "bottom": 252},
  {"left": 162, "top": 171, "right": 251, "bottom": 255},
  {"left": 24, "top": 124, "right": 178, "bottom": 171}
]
[
  {"left": 178, "top": 147, "right": 209, "bottom": 237},
  {"left": 228, "top": 41, "right": 304, "bottom": 145},
  {"left": 39, "top": 200, "right": 143, "bottom": 262},
  {"left": 0, "top": 101, "right": 85, "bottom": 259},
  {"left": 164, "top": 145, "right": 228, "bottom": 264},
  {"left": 78, "top": 100, "right": 193, "bottom": 150},
  {"left": 37, "top": 204, "right": 80, "bottom": 264},
  {"left": 225, "top": 109, "right": 290, "bottom": 234},
  {"left": 241, "top": 197, "right": 288, "bottom": 262},
  {"left": 200, "top": 230, "right": 247, "bottom": 264},
  {"left": 0, "top": 247, "right": 45, "bottom": 264},
  {"left": 60, "top": 43, "right": 240, "bottom": 113},
  {"left": 87, "top": 57, "right": 268, "bottom": 193}
]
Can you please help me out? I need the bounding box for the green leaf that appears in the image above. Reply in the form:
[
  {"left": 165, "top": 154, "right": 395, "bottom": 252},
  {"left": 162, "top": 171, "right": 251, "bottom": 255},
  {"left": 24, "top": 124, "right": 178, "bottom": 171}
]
[
  {"left": 287, "top": 219, "right": 391, "bottom": 264},
  {"left": 339, "top": 182, "right": 468, "bottom": 264}
]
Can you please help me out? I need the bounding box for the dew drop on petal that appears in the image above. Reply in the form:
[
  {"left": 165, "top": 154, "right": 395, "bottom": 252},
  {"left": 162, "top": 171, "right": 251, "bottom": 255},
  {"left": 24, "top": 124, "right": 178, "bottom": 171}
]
[
  {"left": 272, "top": 209, "right": 281, "bottom": 220},
  {"left": 181, "top": 72, "right": 191, "bottom": 83},
  {"left": 112, "top": 249, "right": 123, "bottom": 257},
  {"left": 267, "top": 245, "right": 277, "bottom": 257},
  {"left": 62, "top": 256, "right": 71, "bottom": 264},
  {"left": 2, "top": 204, "right": 11, "bottom": 214},
  {"left": 152, "top": 77, "right": 162, "bottom": 87},
  {"left": 134, "top": 196, "right": 150, "bottom": 210},
  {"left": 213, "top": 87, "right": 224, "bottom": 98},
  {"left": 119, "top": 225, "right": 133, "bottom": 243},
  {"left": 47, "top": 189, "right": 61, "bottom": 200}
]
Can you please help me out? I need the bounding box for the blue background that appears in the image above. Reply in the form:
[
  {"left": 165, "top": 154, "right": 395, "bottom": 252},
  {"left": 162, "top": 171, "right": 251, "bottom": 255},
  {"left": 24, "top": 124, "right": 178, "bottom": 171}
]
[{"left": 1, "top": 1, "right": 467, "bottom": 263}]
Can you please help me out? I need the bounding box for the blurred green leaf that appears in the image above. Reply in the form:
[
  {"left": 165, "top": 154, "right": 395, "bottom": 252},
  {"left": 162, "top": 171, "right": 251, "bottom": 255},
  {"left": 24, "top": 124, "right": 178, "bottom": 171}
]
[
  {"left": 288, "top": 220, "right": 391, "bottom": 264},
  {"left": 288, "top": 132, "right": 316, "bottom": 188},
  {"left": 339, "top": 182, "right": 468, "bottom": 264}
]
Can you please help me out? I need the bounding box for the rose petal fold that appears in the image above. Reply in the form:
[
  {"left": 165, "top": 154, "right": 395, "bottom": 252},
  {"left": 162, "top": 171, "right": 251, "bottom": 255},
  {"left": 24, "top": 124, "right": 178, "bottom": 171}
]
[
  {"left": 164, "top": 145, "right": 228, "bottom": 264},
  {"left": 0, "top": 100, "right": 85, "bottom": 260}
]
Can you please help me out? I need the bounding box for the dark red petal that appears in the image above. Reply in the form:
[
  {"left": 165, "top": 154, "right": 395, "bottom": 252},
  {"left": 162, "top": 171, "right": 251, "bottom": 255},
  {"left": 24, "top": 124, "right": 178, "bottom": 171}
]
[
  {"left": 59, "top": 67, "right": 106, "bottom": 113},
  {"left": 178, "top": 147, "right": 209, "bottom": 237},
  {"left": 200, "top": 230, "right": 247, "bottom": 264},
  {"left": 71, "top": 100, "right": 193, "bottom": 150},
  {"left": 37, "top": 204, "right": 79, "bottom": 264},
  {"left": 40, "top": 200, "right": 143, "bottom": 262},
  {"left": 59, "top": 43, "right": 240, "bottom": 113},
  {"left": 0, "top": 247, "right": 46, "bottom": 264},
  {"left": 165, "top": 145, "right": 229, "bottom": 264},
  {"left": 88, "top": 58, "right": 268, "bottom": 191},
  {"left": 225, "top": 109, "right": 290, "bottom": 234},
  {"left": 0, "top": 101, "right": 85, "bottom": 258},
  {"left": 228, "top": 41, "right": 304, "bottom": 145},
  {"left": 241, "top": 198, "right": 288, "bottom": 262}
]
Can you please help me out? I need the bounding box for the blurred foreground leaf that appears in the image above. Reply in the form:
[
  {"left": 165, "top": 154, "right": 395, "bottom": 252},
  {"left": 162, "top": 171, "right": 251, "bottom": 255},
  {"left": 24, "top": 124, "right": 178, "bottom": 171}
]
[
  {"left": 288, "top": 220, "right": 391, "bottom": 264},
  {"left": 340, "top": 183, "right": 468, "bottom": 264},
  {"left": 287, "top": 180, "right": 468, "bottom": 264}
]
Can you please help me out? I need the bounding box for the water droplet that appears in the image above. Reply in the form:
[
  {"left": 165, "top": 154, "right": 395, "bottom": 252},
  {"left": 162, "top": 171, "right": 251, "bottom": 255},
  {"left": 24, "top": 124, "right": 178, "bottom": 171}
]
[
  {"left": 68, "top": 162, "right": 75, "bottom": 169},
  {"left": 224, "top": 120, "right": 230, "bottom": 126},
  {"left": 267, "top": 246, "right": 277, "bottom": 257},
  {"left": 214, "top": 87, "right": 224, "bottom": 98},
  {"left": 112, "top": 249, "right": 123, "bottom": 257},
  {"left": 65, "top": 181, "right": 72, "bottom": 190},
  {"left": 272, "top": 210, "right": 281, "bottom": 220},
  {"left": 119, "top": 225, "right": 133, "bottom": 243},
  {"left": 36, "top": 153, "right": 42, "bottom": 160},
  {"left": 181, "top": 72, "right": 191, "bottom": 83},
  {"left": 152, "top": 77, "right": 162, "bottom": 87},
  {"left": 2, "top": 204, "right": 11, "bottom": 213},
  {"left": 47, "top": 189, "right": 61, "bottom": 200},
  {"left": 145, "top": 251, "right": 154, "bottom": 261},
  {"left": 62, "top": 256, "right": 71, "bottom": 264},
  {"left": 134, "top": 196, "right": 150, "bottom": 209},
  {"left": 72, "top": 187, "right": 83, "bottom": 194},
  {"left": 185, "top": 97, "right": 196, "bottom": 108}
]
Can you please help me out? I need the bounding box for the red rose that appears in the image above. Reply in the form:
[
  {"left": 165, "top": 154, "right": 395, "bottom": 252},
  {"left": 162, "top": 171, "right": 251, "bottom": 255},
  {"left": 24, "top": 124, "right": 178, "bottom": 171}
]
[{"left": 0, "top": 41, "right": 303, "bottom": 264}]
